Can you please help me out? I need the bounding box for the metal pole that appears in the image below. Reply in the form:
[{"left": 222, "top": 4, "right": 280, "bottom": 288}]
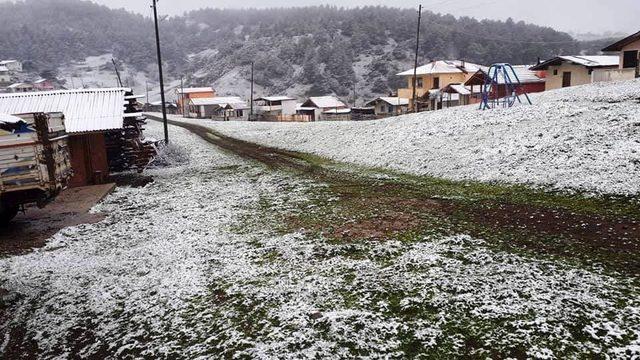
[
  {"left": 180, "top": 76, "right": 185, "bottom": 116},
  {"left": 250, "top": 61, "right": 254, "bottom": 121},
  {"left": 412, "top": 4, "right": 423, "bottom": 113},
  {"left": 152, "top": 0, "right": 169, "bottom": 143},
  {"left": 112, "top": 58, "right": 123, "bottom": 87}
]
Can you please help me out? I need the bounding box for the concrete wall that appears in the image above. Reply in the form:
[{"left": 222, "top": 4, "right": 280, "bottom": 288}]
[
  {"left": 281, "top": 100, "right": 297, "bottom": 116},
  {"left": 545, "top": 64, "right": 594, "bottom": 90},
  {"left": 592, "top": 68, "right": 636, "bottom": 82}
]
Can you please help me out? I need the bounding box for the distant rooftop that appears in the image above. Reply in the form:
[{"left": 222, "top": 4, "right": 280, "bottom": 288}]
[
  {"left": 530, "top": 56, "right": 619, "bottom": 70},
  {"left": 176, "top": 87, "right": 215, "bottom": 94},
  {"left": 303, "top": 96, "right": 347, "bottom": 109},
  {"left": 397, "top": 60, "right": 486, "bottom": 76}
]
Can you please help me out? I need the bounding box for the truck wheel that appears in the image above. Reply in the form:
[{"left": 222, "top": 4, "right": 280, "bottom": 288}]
[{"left": 0, "top": 204, "right": 19, "bottom": 227}]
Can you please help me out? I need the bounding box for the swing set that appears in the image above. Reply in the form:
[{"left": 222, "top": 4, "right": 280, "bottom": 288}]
[{"left": 479, "top": 63, "right": 533, "bottom": 110}]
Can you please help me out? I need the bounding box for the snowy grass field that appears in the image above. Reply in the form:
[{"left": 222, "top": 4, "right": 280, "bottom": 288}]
[
  {"left": 167, "top": 79, "right": 640, "bottom": 196},
  {"left": 1, "top": 120, "right": 639, "bottom": 358}
]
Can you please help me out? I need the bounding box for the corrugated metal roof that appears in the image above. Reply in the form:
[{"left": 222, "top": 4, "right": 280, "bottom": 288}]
[
  {"left": 305, "top": 96, "right": 347, "bottom": 109},
  {"left": 176, "top": 87, "right": 215, "bottom": 94},
  {"left": 397, "top": 60, "right": 486, "bottom": 76},
  {"left": 443, "top": 84, "right": 472, "bottom": 95},
  {"left": 255, "top": 96, "right": 296, "bottom": 102},
  {"left": 190, "top": 97, "right": 247, "bottom": 107},
  {"left": 0, "top": 88, "right": 130, "bottom": 133},
  {"left": 530, "top": 55, "right": 619, "bottom": 70},
  {"left": 366, "top": 97, "right": 410, "bottom": 106}
]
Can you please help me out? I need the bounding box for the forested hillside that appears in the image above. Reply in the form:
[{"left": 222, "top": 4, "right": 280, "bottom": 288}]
[{"left": 0, "top": 0, "right": 584, "bottom": 98}]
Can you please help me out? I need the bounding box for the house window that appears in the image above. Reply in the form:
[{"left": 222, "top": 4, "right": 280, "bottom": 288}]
[
  {"left": 623, "top": 50, "right": 639, "bottom": 69},
  {"left": 416, "top": 77, "right": 424, "bottom": 88},
  {"left": 553, "top": 69, "right": 558, "bottom": 76},
  {"left": 433, "top": 77, "right": 440, "bottom": 89}
]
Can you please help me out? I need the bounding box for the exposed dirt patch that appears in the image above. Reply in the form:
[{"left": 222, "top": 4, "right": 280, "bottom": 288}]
[{"left": 0, "top": 184, "right": 115, "bottom": 258}]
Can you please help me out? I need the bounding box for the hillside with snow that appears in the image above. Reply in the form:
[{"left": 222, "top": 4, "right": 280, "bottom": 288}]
[{"left": 169, "top": 80, "right": 640, "bottom": 196}]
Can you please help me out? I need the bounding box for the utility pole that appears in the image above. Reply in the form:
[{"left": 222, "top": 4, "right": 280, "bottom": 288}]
[
  {"left": 352, "top": 81, "right": 357, "bottom": 108},
  {"left": 152, "top": 0, "right": 169, "bottom": 144},
  {"left": 112, "top": 58, "right": 123, "bottom": 87},
  {"left": 250, "top": 61, "right": 254, "bottom": 121},
  {"left": 412, "top": 4, "right": 423, "bottom": 113},
  {"left": 145, "top": 81, "right": 150, "bottom": 105},
  {"left": 180, "top": 76, "right": 185, "bottom": 116}
]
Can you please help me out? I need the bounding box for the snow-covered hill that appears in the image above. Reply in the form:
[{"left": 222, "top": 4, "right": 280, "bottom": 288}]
[{"left": 167, "top": 79, "right": 640, "bottom": 196}]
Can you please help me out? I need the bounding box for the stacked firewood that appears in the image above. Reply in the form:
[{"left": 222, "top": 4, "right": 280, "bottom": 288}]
[{"left": 105, "top": 93, "right": 158, "bottom": 173}]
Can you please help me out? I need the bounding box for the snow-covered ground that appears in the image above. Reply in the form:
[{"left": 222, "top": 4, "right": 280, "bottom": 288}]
[
  {"left": 163, "top": 79, "right": 640, "bottom": 196},
  {"left": 0, "top": 121, "right": 639, "bottom": 358}
]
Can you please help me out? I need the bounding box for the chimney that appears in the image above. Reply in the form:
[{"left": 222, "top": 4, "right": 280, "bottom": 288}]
[{"left": 537, "top": 57, "right": 541, "bottom": 65}]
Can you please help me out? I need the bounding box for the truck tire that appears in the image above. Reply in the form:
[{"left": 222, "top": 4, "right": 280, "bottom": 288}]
[{"left": 0, "top": 204, "right": 19, "bottom": 227}]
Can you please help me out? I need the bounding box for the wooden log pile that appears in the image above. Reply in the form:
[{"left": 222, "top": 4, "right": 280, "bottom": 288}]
[{"left": 105, "top": 92, "right": 158, "bottom": 173}]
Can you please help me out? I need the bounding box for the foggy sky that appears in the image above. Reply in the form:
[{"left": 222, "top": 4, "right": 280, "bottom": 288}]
[{"left": 5, "top": 0, "right": 640, "bottom": 34}]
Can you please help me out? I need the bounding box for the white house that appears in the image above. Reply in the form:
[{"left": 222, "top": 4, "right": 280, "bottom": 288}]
[
  {"left": 254, "top": 96, "right": 297, "bottom": 116},
  {"left": 0, "top": 66, "right": 10, "bottom": 85},
  {"left": 298, "top": 96, "right": 349, "bottom": 121},
  {"left": 7, "top": 83, "right": 34, "bottom": 93},
  {"left": 188, "top": 97, "right": 249, "bottom": 120},
  {"left": 0, "top": 60, "right": 23, "bottom": 73},
  {"left": 365, "top": 97, "right": 409, "bottom": 116}
]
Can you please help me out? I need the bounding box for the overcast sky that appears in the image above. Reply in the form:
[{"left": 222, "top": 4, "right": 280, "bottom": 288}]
[{"left": 6, "top": 0, "right": 640, "bottom": 34}]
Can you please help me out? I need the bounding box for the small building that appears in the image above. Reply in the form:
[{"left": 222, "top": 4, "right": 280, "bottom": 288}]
[
  {"left": 253, "top": 96, "right": 296, "bottom": 121},
  {"left": 0, "top": 66, "right": 10, "bottom": 86},
  {"left": 0, "top": 88, "right": 155, "bottom": 187},
  {"left": 529, "top": 56, "right": 619, "bottom": 90},
  {"left": 440, "top": 84, "right": 478, "bottom": 106},
  {"left": 176, "top": 87, "right": 216, "bottom": 114},
  {"left": 396, "top": 60, "right": 486, "bottom": 111},
  {"left": 298, "top": 96, "right": 349, "bottom": 121},
  {"left": 145, "top": 101, "right": 178, "bottom": 114},
  {"left": 33, "top": 79, "right": 55, "bottom": 92},
  {"left": 188, "top": 97, "right": 249, "bottom": 121},
  {"left": 602, "top": 30, "right": 640, "bottom": 79},
  {"left": 0, "top": 60, "right": 23, "bottom": 73},
  {"left": 365, "top": 97, "right": 410, "bottom": 117},
  {"left": 7, "top": 83, "right": 34, "bottom": 93},
  {"left": 464, "top": 65, "right": 545, "bottom": 100}
]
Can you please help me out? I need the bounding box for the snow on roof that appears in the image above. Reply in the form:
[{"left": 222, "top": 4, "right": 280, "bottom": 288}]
[
  {"left": 0, "top": 66, "right": 8, "bottom": 72},
  {"left": 0, "top": 88, "right": 131, "bottom": 133},
  {"left": 397, "top": 60, "right": 486, "bottom": 76},
  {"left": 530, "top": 56, "right": 619, "bottom": 70},
  {"left": 7, "top": 83, "right": 31, "bottom": 88},
  {"left": 465, "top": 65, "right": 544, "bottom": 86},
  {"left": 304, "top": 96, "right": 347, "bottom": 109},
  {"left": 190, "top": 97, "right": 249, "bottom": 110},
  {"left": 443, "top": 84, "right": 472, "bottom": 95},
  {"left": 176, "top": 87, "right": 215, "bottom": 94},
  {"left": 0, "top": 60, "right": 19, "bottom": 65},
  {"left": 255, "top": 96, "right": 296, "bottom": 102},
  {"left": 366, "top": 97, "right": 410, "bottom": 106},
  {"left": 33, "top": 79, "right": 49, "bottom": 84}
]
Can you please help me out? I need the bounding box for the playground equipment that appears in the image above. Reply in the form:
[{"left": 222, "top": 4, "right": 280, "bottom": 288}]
[{"left": 480, "top": 63, "right": 532, "bottom": 110}]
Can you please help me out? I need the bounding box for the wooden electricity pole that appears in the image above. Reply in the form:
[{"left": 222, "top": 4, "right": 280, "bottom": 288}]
[
  {"left": 250, "top": 61, "right": 255, "bottom": 121},
  {"left": 152, "top": 0, "right": 169, "bottom": 143},
  {"left": 412, "top": 4, "right": 423, "bottom": 113}
]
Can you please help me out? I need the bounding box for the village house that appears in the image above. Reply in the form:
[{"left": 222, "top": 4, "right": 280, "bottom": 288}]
[
  {"left": 33, "top": 79, "right": 55, "bottom": 92},
  {"left": 0, "top": 60, "right": 23, "bottom": 73},
  {"left": 176, "top": 87, "right": 216, "bottom": 114},
  {"left": 7, "top": 83, "right": 34, "bottom": 93},
  {"left": 530, "top": 56, "right": 619, "bottom": 90},
  {"left": 0, "top": 66, "right": 10, "bottom": 86},
  {"left": 440, "top": 84, "right": 475, "bottom": 107},
  {"left": 602, "top": 30, "right": 640, "bottom": 79},
  {"left": 188, "top": 96, "right": 249, "bottom": 121},
  {"left": 397, "top": 60, "right": 485, "bottom": 111},
  {"left": 365, "top": 97, "right": 410, "bottom": 117},
  {"left": 0, "top": 88, "right": 155, "bottom": 187},
  {"left": 297, "top": 96, "right": 349, "bottom": 121},
  {"left": 145, "top": 101, "right": 178, "bottom": 114},
  {"left": 253, "top": 96, "right": 309, "bottom": 121},
  {"left": 463, "top": 65, "right": 546, "bottom": 102}
]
